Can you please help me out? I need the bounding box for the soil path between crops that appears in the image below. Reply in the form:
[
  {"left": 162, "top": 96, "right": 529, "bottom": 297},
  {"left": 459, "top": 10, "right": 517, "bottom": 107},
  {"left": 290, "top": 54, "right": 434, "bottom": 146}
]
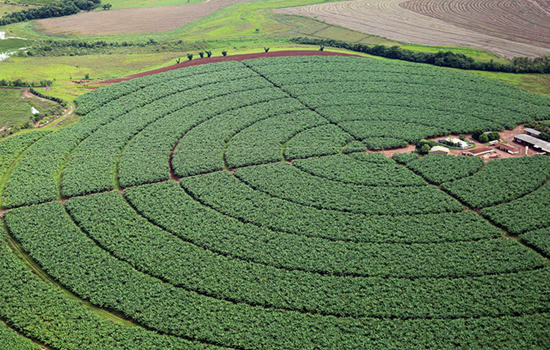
[{"left": 97, "top": 50, "right": 363, "bottom": 84}]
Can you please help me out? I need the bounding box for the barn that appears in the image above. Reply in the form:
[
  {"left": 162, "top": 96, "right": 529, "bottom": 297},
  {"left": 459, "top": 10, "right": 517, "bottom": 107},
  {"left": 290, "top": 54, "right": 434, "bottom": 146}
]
[{"left": 514, "top": 134, "right": 550, "bottom": 153}]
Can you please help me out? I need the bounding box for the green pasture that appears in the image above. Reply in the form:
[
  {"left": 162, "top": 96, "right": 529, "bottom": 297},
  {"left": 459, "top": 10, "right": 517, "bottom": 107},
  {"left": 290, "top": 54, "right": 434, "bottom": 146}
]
[
  {"left": 469, "top": 71, "right": 550, "bottom": 97},
  {"left": 0, "top": 3, "right": 36, "bottom": 16},
  {"left": 0, "top": 38, "right": 29, "bottom": 51},
  {"left": 0, "top": 52, "right": 185, "bottom": 100},
  {"left": 0, "top": 87, "right": 61, "bottom": 128}
]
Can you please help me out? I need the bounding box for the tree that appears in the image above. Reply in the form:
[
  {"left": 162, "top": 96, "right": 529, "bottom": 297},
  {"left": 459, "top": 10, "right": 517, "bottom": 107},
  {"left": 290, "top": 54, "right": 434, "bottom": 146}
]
[
  {"left": 84, "top": 73, "right": 90, "bottom": 80},
  {"left": 264, "top": 47, "right": 270, "bottom": 53},
  {"left": 487, "top": 132, "right": 500, "bottom": 141},
  {"left": 205, "top": 50, "right": 212, "bottom": 58},
  {"left": 102, "top": 3, "right": 112, "bottom": 10},
  {"left": 198, "top": 51, "right": 204, "bottom": 58},
  {"left": 319, "top": 45, "right": 324, "bottom": 51},
  {"left": 221, "top": 50, "right": 227, "bottom": 56},
  {"left": 419, "top": 144, "right": 431, "bottom": 154},
  {"left": 186, "top": 53, "right": 193, "bottom": 61},
  {"left": 175, "top": 58, "right": 181, "bottom": 64},
  {"left": 478, "top": 134, "right": 489, "bottom": 143}
]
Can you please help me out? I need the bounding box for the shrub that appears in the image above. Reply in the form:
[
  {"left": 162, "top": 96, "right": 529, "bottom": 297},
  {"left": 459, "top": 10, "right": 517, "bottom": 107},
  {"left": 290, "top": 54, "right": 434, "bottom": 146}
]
[{"left": 479, "top": 134, "right": 489, "bottom": 143}]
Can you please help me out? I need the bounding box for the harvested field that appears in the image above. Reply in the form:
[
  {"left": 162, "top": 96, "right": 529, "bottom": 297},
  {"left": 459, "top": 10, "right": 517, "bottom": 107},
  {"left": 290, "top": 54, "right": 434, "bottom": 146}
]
[
  {"left": 401, "top": 0, "right": 550, "bottom": 49},
  {"left": 275, "top": 0, "right": 550, "bottom": 58},
  {"left": 35, "top": 0, "right": 253, "bottom": 35}
]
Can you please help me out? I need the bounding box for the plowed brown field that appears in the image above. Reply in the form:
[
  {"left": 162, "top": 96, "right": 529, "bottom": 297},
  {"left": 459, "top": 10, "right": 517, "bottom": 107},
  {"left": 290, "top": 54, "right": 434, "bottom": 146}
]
[
  {"left": 35, "top": 0, "right": 252, "bottom": 35},
  {"left": 275, "top": 0, "right": 550, "bottom": 58},
  {"left": 401, "top": 0, "right": 550, "bottom": 49}
]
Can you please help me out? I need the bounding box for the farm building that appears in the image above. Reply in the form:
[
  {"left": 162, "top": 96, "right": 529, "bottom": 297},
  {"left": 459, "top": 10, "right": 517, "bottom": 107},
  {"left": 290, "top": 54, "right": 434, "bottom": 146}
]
[
  {"left": 524, "top": 128, "right": 541, "bottom": 137},
  {"left": 496, "top": 143, "right": 519, "bottom": 154},
  {"left": 514, "top": 134, "right": 550, "bottom": 153},
  {"left": 466, "top": 147, "right": 494, "bottom": 157},
  {"left": 429, "top": 146, "right": 450, "bottom": 155},
  {"left": 445, "top": 137, "right": 470, "bottom": 149}
]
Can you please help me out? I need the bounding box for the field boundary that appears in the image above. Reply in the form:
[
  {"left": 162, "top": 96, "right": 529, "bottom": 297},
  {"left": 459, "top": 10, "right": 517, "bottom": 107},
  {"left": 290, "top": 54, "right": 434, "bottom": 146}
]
[{"left": 98, "top": 50, "right": 362, "bottom": 84}]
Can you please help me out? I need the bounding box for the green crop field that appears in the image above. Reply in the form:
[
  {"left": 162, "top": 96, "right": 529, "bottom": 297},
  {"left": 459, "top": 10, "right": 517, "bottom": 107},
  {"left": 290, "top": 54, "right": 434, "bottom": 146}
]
[{"left": 1, "top": 56, "right": 550, "bottom": 349}]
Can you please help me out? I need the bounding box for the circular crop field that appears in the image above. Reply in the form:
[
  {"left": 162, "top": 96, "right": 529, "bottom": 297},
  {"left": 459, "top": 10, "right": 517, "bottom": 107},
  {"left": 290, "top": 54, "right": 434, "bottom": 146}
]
[{"left": 1, "top": 56, "right": 550, "bottom": 349}]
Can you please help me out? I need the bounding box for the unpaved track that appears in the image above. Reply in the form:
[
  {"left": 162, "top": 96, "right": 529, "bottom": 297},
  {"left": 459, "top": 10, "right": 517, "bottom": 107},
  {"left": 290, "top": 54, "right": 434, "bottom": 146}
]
[
  {"left": 98, "top": 50, "right": 362, "bottom": 84},
  {"left": 36, "top": 0, "right": 253, "bottom": 35},
  {"left": 275, "top": 0, "right": 550, "bottom": 58}
]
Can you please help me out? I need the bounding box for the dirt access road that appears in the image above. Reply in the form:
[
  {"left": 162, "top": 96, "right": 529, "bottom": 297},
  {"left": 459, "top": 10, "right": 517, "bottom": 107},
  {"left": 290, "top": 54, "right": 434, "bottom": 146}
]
[
  {"left": 98, "top": 50, "right": 361, "bottom": 84},
  {"left": 36, "top": 0, "right": 254, "bottom": 35},
  {"left": 22, "top": 89, "right": 74, "bottom": 128},
  {"left": 275, "top": 0, "right": 550, "bottom": 58}
]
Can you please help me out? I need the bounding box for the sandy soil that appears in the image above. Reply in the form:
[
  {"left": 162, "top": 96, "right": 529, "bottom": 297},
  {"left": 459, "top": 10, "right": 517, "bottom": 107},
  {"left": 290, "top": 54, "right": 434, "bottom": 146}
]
[
  {"left": 98, "top": 50, "right": 362, "bottom": 84},
  {"left": 275, "top": 0, "right": 550, "bottom": 58},
  {"left": 35, "top": 0, "right": 253, "bottom": 35}
]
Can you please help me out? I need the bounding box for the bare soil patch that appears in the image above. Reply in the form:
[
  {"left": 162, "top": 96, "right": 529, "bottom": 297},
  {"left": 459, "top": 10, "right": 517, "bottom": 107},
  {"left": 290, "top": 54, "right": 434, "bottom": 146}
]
[
  {"left": 275, "top": 0, "right": 550, "bottom": 58},
  {"left": 35, "top": 0, "right": 253, "bottom": 36},
  {"left": 98, "top": 50, "right": 362, "bottom": 84}
]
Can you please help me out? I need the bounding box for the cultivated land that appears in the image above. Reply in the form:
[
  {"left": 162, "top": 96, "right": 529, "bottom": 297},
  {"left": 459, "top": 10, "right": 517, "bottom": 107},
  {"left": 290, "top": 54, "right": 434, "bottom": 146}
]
[
  {"left": 35, "top": 0, "right": 256, "bottom": 35},
  {"left": 1, "top": 56, "right": 550, "bottom": 349},
  {"left": 401, "top": 0, "right": 550, "bottom": 49},
  {"left": 275, "top": 0, "right": 550, "bottom": 58}
]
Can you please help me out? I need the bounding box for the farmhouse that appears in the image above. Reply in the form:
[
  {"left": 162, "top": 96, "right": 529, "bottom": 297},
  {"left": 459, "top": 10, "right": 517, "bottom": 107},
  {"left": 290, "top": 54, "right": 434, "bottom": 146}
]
[
  {"left": 429, "top": 146, "right": 450, "bottom": 155},
  {"left": 496, "top": 143, "right": 519, "bottom": 154},
  {"left": 514, "top": 134, "right": 550, "bottom": 153},
  {"left": 444, "top": 137, "right": 469, "bottom": 149},
  {"left": 524, "top": 128, "right": 541, "bottom": 137},
  {"left": 466, "top": 147, "right": 494, "bottom": 157}
]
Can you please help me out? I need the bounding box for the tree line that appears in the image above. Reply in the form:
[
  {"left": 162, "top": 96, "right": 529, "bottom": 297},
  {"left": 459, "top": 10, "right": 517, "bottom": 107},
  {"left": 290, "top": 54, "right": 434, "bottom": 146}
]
[
  {"left": 0, "top": 79, "right": 53, "bottom": 87},
  {"left": 291, "top": 37, "right": 550, "bottom": 74}
]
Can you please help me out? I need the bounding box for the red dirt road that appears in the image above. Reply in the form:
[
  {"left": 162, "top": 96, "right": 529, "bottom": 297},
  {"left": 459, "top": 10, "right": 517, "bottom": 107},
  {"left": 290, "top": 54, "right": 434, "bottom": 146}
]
[{"left": 98, "top": 50, "right": 363, "bottom": 84}]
